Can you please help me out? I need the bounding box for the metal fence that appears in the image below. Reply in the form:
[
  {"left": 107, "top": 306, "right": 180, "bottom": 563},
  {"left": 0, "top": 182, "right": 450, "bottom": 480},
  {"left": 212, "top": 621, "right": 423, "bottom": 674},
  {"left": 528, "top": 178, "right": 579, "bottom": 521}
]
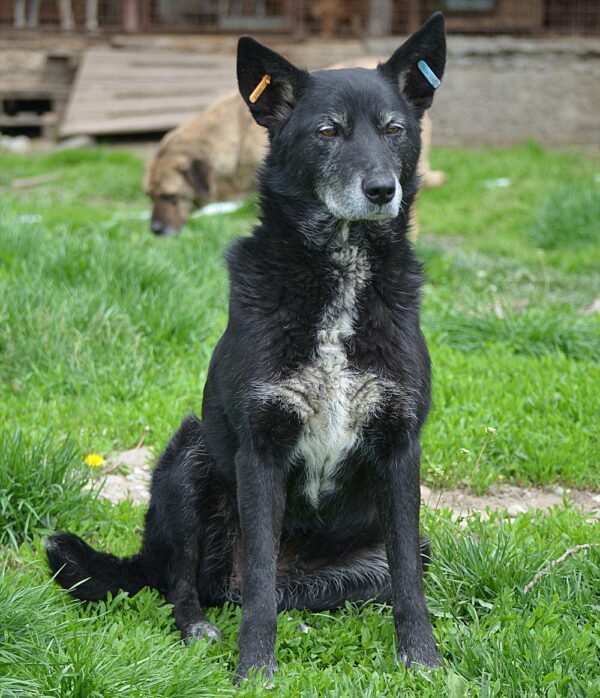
[
  {"left": 419, "top": 0, "right": 600, "bottom": 35},
  {"left": 0, "top": 0, "right": 598, "bottom": 35}
]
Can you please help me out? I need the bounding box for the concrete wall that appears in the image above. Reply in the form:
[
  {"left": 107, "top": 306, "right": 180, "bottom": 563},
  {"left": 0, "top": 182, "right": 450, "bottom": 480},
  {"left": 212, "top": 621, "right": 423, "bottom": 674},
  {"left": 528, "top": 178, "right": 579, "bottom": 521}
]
[{"left": 368, "top": 35, "right": 600, "bottom": 145}]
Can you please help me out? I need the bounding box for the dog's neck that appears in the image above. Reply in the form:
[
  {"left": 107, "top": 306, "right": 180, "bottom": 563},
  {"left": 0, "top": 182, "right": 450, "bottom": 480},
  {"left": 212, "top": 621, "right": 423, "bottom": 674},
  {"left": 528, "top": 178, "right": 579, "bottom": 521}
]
[{"left": 258, "top": 188, "right": 414, "bottom": 254}]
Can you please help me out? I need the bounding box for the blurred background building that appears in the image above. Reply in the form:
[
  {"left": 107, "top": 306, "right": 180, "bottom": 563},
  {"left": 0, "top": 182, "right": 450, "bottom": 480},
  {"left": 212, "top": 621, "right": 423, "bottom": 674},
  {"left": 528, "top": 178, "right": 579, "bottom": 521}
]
[
  {"left": 0, "top": 1, "right": 598, "bottom": 146},
  {"left": 1, "top": 0, "right": 598, "bottom": 37}
]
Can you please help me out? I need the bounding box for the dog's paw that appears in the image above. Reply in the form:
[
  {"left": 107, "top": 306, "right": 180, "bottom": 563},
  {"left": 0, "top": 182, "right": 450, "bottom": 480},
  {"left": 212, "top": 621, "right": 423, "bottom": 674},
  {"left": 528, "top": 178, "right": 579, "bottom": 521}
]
[
  {"left": 233, "top": 655, "right": 278, "bottom": 686},
  {"left": 183, "top": 620, "right": 224, "bottom": 645},
  {"left": 397, "top": 642, "right": 441, "bottom": 670},
  {"left": 397, "top": 622, "right": 441, "bottom": 670}
]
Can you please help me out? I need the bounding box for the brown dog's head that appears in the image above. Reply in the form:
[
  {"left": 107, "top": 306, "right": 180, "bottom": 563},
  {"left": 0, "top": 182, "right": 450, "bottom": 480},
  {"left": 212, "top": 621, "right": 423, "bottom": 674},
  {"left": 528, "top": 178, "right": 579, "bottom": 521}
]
[{"left": 144, "top": 151, "right": 212, "bottom": 236}]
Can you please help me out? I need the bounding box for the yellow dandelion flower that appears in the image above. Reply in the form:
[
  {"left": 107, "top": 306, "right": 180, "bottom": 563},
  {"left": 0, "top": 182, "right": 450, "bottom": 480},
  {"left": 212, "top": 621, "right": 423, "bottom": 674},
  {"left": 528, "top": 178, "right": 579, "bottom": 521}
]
[{"left": 85, "top": 453, "right": 105, "bottom": 467}]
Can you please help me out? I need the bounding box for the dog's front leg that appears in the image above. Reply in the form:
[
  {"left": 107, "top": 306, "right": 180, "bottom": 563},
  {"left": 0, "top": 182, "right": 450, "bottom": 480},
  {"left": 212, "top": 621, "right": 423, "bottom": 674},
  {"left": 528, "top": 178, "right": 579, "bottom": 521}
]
[
  {"left": 234, "top": 446, "right": 286, "bottom": 684},
  {"left": 374, "top": 438, "right": 440, "bottom": 670}
]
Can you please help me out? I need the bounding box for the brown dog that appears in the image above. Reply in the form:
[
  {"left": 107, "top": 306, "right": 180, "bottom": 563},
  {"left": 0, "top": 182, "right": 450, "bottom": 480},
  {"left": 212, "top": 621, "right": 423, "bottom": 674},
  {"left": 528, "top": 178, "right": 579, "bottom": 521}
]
[
  {"left": 145, "top": 58, "right": 445, "bottom": 237},
  {"left": 144, "top": 91, "right": 266, "bottom": 237}
]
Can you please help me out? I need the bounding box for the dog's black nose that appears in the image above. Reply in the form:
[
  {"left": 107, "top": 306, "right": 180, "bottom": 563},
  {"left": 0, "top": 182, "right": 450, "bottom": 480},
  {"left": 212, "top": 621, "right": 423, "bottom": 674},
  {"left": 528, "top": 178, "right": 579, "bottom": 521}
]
[
  {"left": 362, "top": 177, "right": 396, "bottom": 205},
  {"left": 150, "top": 219, "right": 165, "bottom": 235}
]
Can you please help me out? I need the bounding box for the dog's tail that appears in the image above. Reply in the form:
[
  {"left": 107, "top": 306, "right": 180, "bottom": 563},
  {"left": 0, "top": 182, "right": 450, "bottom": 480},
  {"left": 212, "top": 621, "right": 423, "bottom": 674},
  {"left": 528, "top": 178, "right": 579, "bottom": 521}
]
[{"left": 45, "top": 532, "right": 147, "bottom": 601}]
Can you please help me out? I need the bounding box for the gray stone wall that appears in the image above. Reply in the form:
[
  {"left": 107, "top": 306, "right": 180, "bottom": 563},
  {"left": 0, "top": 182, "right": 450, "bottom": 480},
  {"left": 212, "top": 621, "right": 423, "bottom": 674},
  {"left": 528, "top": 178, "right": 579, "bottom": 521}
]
[{"left": 368, "top": 36, "right": 600, "bottom": 145}]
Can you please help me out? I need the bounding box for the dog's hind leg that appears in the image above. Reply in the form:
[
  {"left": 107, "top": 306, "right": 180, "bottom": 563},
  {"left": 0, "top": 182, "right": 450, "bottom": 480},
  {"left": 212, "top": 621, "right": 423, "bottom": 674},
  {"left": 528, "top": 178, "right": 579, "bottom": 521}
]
[
  {"left": 165, "top": 545, "right": 224, "bottom": 644},
  {"left": 162, "top": 514, "right": 224, "bottom": 645},
  {"left": 142, "top": 415, "right": 224, "bottom": 643},
  {"left": 274, "top": 539, "right": 431, "bottom": 612},
  {"left": 277, "top": 544, "right": 391, "bottom": 611}
]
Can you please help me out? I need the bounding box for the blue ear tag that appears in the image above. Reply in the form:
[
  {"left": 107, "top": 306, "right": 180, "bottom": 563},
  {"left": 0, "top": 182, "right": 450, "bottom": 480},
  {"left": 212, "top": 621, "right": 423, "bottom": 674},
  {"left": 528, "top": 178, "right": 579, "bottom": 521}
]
[{"left": 417, "top": 60, "right": 441, "bottom": 89}]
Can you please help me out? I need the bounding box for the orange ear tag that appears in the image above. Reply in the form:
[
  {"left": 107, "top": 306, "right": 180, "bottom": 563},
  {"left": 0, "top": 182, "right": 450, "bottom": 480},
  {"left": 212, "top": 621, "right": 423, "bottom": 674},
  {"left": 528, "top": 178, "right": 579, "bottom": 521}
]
[{"left": 249, "top": 74, "right": 271, "bottom": 103}]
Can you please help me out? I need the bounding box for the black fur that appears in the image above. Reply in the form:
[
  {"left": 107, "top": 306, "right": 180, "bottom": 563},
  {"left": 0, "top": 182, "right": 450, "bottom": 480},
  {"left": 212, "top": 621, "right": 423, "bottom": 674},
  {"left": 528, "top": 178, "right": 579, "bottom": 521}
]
[{"left": 47, "top": 13, "right": 446, "bottom": 682}]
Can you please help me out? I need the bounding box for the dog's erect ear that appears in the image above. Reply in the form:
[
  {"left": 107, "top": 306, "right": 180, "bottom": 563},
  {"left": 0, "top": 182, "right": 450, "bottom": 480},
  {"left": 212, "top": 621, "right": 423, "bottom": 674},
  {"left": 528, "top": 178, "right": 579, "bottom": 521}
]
[
  {"left": 237, "top": 36, "right": 310, "bottom": 130},
  {"left": 379, "top": 12, "right": 446, "bottom": 117},
  {"left": 183, "top": 159, "right": 211, "bottom": 196}
]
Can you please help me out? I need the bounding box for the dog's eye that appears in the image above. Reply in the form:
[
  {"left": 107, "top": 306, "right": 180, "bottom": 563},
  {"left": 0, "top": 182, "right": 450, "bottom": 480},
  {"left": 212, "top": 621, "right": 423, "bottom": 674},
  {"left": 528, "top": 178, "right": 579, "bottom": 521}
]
[
  {"left": 319, "top": 127, "right": 337, "bottom": 138},
  {"left": 385, "top": 124, "right": 403, "bottom": 135},
  {"left": 385, "top": 123, "right": 403, "bottom": 136}
]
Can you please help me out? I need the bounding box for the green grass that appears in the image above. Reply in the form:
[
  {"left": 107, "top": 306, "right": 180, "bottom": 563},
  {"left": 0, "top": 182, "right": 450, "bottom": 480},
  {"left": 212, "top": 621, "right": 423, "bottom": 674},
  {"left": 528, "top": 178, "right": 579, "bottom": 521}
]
[
  {"left": 0, "top": 144, "right": 598, "bottom": 487},
  {"left": 0, "top": 430, "right": 95, "bottom": 548},
  {"left": 2, "top": 497, "right": 598, "bottom": 696},
  {"left": 530, "top": 186, "right": 600, "bottom": 250},
  {"left": 0, "top": 142, "right": 599, "bottom": 696}
]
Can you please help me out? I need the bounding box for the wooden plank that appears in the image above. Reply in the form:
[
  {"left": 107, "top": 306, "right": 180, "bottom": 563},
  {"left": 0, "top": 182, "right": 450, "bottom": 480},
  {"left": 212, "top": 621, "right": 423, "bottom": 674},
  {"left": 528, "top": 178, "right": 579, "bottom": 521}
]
[
  {"left": 0, "top": 86, "right": 71, "bottom": 99},
  {"left": 82, "top": 60, "right": 235, "bottom": 72},
  {"left": 60, "top": 47, "right": 237, "bottom": 137},
  {"left": 74, "top": 52, "right": 235, "bottom": 71},
  {"left": 112, "top": 87, "right": 231, "bottom": 97},
  {"left": 72, "top": 89, "right": 226, "bottom": 102},
  {"left": 73, "top": 75, "right": 228, "bottom": 89},
  {"left": 0, "top": 113, "right": 58, "bottom": 127},
  {"left": 79, "top": 50, "right": 234, "bottom": 64},
  {"left": 67, "top": 98, "right": 218, "bottom": 117},
  {"left": 80, "top": 63, "right": 235, "bottom": 75},
  {"left": 67, "top": 92, "right": 223, "bottom": 104},
  {"left": 74, "top": 74, "right": 233, "bottom": 84},
  {"left": 61, "top": 112, "right": 205, "bottom": 136}
]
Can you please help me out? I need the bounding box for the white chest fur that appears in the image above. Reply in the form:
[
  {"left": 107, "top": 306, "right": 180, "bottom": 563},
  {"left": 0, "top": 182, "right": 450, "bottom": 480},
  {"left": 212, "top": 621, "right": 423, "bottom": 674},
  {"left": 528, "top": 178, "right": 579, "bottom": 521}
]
[{"left": 257, "top": 244, "right": 392, "bottom": 507}]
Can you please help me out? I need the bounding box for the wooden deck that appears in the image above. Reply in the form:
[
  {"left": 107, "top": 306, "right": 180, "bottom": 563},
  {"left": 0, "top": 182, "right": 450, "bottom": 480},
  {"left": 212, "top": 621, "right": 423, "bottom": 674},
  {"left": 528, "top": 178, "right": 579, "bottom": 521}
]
[{"left": 59, "top": 48, "right": 237, "bottom": 137}]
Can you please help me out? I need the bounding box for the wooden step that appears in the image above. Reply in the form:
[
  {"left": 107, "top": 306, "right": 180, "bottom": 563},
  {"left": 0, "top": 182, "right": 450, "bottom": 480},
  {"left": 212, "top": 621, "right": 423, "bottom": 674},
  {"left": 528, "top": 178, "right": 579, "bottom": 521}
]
[
  {"left": 0, "top": 113, "right": 57, "bottom": 126},
  {"left": 60, "top": 48, "right": 237, "bottom": 137}
]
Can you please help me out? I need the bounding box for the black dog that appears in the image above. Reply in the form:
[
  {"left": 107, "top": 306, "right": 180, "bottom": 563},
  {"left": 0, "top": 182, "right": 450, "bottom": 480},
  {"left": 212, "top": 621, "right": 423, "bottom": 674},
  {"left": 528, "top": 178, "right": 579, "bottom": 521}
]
[{"left": 47, "top": 13, "right": 446, "bottom": 682}]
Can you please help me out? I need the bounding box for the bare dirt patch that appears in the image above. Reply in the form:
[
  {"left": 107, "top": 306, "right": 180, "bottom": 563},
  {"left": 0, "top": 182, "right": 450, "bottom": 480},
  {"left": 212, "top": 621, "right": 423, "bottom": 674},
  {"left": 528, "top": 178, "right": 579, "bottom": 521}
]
[
  {"left": 421, "top": 484, "right": 599, "bottom": 520},
  {"left": 89, "top": 446, "right": 153, "bottom": 504},
  {"left": 93, "top": 447, "right": 599, "bottom": 520}
]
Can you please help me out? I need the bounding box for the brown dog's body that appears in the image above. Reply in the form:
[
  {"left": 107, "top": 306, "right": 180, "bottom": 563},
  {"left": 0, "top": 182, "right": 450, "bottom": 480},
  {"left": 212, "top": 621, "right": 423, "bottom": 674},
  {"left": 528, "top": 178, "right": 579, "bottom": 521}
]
[{"left": 145, "top": 58, "right": 445, "bottom": 237}]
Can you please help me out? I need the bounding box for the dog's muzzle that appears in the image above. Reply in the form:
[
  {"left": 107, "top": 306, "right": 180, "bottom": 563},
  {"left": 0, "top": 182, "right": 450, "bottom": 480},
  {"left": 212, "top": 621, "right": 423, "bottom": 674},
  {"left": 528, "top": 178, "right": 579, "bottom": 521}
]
[
  {"left": 321, "top": 171, "right": 402, "bottom": 222},
  {"left": 150, "top": 218, "right": 181, "bottom": 237}
]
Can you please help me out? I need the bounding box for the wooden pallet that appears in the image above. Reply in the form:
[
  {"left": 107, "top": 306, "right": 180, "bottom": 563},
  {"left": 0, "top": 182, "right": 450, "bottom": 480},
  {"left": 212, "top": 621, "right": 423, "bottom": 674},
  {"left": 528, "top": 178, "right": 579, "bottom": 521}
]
[
  {"left": 0, "top": 52, "right": 74, "bottom": 138},
  {"left": 60, "top": 48, "right": 237, "bottom": 137}
]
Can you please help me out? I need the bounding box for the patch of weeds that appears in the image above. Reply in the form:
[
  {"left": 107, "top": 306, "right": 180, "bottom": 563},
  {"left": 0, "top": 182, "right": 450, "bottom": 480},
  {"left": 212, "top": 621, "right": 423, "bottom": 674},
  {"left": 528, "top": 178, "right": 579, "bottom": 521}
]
[
  {"left": 427, "top": 427, "right": 499, "bottom": 493},
  {"left": 530, "top": 186, "right": 600, "bottom": 250},
  {"left": 0, "top": 429, "right": 96, "bottom": 547},
  {"left": 423, "top": 345, "right": 599, "bottom": 488},
  {"left": 0, "top": 571, "right": 230, "bottom": 697},
  {"left": 427, "top": 309, "right": 600, "bottom": 361}
]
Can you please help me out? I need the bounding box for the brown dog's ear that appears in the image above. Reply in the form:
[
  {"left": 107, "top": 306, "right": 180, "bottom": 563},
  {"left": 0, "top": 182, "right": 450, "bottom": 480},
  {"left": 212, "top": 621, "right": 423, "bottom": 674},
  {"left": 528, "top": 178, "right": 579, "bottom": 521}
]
[
  {"left": 183, "top": 159, "right": 211, "bottom": 196},
  {"left": 237, "top": 36, "right": 310, "bottom": 131},
  {"left": 379, "top": 12, "right": 446, "bottom": 117}
]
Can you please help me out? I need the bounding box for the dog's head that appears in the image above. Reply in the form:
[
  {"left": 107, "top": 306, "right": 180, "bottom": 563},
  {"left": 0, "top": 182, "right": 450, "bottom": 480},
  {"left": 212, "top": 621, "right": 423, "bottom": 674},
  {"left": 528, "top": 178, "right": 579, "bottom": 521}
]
[
  {"left": 144, "top": 151, "right": 212, "bottom": 236},
  {"left": 237, "top": 13, "right": 445, "bottom": 227}
]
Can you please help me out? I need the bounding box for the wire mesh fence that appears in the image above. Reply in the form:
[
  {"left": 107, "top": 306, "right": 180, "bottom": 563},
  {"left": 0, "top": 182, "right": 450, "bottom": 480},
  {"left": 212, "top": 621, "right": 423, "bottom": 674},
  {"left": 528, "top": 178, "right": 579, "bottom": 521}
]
[{"left": 0, "top": 0, "right": 598, "bottom": 35}]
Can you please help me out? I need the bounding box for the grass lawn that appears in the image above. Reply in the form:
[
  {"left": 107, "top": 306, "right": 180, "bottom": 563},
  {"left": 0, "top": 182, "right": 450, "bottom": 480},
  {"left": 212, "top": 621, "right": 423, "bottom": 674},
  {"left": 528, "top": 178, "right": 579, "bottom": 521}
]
[{"left": 0, "top": 142, "right": 598, "bottom": 696}]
